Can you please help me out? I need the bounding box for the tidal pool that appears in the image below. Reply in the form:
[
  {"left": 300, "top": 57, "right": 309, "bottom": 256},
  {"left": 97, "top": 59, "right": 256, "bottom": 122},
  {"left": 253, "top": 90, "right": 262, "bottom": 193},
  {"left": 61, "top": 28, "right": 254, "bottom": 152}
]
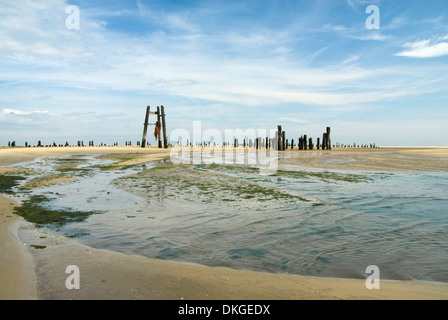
[{"left": 8, "top": 153, "right": 448, "bottom": 282}]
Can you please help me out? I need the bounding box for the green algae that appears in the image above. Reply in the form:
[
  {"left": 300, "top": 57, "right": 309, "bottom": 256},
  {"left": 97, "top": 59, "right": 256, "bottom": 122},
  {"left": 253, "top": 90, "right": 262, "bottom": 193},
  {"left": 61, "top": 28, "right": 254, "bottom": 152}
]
[
  {"left": 0, "top": 175, "right": 26, "bottom": 193},
  {"left": 13, "top": 195, "right": 99, "bottom": 227}
]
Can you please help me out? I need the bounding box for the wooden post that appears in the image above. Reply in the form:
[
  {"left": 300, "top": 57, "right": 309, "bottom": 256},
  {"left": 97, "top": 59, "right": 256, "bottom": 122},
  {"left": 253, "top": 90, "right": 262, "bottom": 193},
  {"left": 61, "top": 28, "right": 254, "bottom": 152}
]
[
  {"left": 326, "top": 127, "right": 331, "bottom": 150},
  {"left": 304, "top": 134, "right": 307, "bottom": 150},
  {"left": 161, "top": 105, "right": 168, "bottom": 148},
  {"left": 317, "top": 137, "right": 320, "bottom": 150},
  {"left": 277, "top": 126, "right": 282, "bottom": 151},
  {"left": 141, "top": 106, "right": 150, "bottom": 148},
  {"left": 309, "top": 137, "right": 313, "bottom": 150},
  {"left": 322, "top": 133, "right": 327, "bottom": 150},
  {"left": 157, "top": 106, "right": 162, "bottom": 148},
  {"left": 282, "top": 130, "right": 286, "bottom": 151}
]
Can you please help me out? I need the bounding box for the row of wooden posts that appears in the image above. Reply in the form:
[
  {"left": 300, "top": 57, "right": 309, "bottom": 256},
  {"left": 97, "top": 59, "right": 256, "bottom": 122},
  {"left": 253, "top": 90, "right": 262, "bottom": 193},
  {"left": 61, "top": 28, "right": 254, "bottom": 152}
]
[
  {"left": 270, "top": 125, "right": 332, "bottom": 151},
  {"left": 185, "top": 126, "right": 332, "bottom": 151},
  {"left": 5, "top": 140, "right": 155, "bottom": 148}
]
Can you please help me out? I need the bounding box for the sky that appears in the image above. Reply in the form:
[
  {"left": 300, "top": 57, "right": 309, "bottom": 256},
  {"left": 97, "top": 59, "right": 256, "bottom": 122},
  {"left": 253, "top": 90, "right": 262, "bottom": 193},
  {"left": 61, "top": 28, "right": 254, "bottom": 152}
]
[{"left": 1, "top": 0, "right": 447, "bottom": 146}]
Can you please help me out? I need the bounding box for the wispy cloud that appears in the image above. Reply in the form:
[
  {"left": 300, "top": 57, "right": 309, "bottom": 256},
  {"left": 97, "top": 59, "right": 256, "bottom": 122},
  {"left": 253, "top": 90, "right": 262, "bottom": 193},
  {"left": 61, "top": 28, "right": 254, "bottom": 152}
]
[
  {"left": 396, "top": 35, "right": 448, "bottom": 58},
  {"left": 346, "top": 0, "right": 382, "bottom": 10},
  {"left": 0, "top": 108, "right": 49, "bottom": 117},
  {"left": 322, "top": 24, "right": 349, "bottom": 32},
  {"left": 355, "top": 32, "right": 393, "bottom": 41},
  {"left": 342, "top": 55, "right": 360, "bottom": 65}
]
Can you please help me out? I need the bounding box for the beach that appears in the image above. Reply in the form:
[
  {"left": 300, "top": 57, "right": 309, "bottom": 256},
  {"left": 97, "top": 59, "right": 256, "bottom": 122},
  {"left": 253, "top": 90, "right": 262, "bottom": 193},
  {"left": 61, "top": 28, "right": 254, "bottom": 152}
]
[{"left": 1, "top": 146, "right": 448, "bottom": 300}]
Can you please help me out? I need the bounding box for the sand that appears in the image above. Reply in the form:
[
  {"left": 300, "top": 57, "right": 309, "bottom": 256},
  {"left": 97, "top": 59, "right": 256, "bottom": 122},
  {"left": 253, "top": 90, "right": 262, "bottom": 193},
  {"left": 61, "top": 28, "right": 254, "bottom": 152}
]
[
  {"left": 1, "top": 146, "right": 448, "bottom": 300},
  {"left": 0, "top": 196, "right": 37, "bottom": 299},
  {"left": 280, "top": 147, "right": 448, "bottom": 172}
]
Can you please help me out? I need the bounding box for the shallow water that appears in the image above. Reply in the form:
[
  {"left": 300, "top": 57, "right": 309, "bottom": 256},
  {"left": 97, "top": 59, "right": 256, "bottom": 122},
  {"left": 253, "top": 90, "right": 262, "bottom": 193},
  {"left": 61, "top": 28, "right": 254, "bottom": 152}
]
[{"left": 9, "top": 153, "right": 448, "bottom": 282}]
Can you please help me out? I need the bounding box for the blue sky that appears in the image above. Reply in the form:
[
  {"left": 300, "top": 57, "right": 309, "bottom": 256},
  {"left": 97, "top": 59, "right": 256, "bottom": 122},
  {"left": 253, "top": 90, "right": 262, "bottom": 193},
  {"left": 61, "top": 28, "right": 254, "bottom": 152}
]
[{"left": 1, "top": 0, "right": 447, "bottom": 146}]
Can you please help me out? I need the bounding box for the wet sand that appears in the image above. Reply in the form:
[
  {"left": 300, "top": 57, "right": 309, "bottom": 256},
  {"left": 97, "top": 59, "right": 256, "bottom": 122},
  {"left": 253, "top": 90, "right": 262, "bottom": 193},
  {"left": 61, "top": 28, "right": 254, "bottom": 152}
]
[
  {"left": 1, "top": 146, "right": 448, "bottom": 299},
  {"left": 280, "top": 147, "right": 448, "bottom": 172},
  {"left": 0, "top": 196, "right": 37, "bottom": 299}
]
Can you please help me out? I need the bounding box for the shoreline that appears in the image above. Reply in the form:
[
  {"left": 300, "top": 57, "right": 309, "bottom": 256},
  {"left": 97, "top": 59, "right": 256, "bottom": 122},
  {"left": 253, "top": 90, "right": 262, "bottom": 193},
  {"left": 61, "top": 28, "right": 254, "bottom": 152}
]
[
  {"left": 0, "top": 195, "right": 37, "bottom": 299},
  {"left": 1, "top": 146, "right": 448, "bottom": 299}
]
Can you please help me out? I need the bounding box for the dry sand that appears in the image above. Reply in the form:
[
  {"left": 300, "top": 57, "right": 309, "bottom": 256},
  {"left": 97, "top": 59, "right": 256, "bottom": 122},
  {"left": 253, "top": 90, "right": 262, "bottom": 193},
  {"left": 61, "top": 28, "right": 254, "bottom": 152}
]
[{"left": 1, "top": 146, "right": 448, "bottom": 300}]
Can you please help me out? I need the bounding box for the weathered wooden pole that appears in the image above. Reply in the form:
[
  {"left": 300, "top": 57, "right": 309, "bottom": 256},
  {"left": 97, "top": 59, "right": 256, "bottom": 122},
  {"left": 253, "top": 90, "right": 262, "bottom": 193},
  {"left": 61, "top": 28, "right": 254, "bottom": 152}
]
[
  {"left": 326, "top": 127, "right": 331, "bottom": 150},
  {"left": 141, "top": 106, "right": 150, "bottom": 148},
  {"left": 277, "top": 126, "right": 282, "bottom": 151},
  {"left": 156, "top": 106, "right": 162, "bottom": 148},
  {"left": 161, "top": 105, "right": 168, "bottom": 148},
  {"left": 282, "top": 130, "right": 286, "bottom": 151},
  {"left": 322, "top": 133, "right": 327, "bottom": 150},
  {"left": 304, "top": 134, "right": 307, "bottom": 150},
  {"left": 309, "top": 137, "right": 313, "bottom": 150},
  {"left": 322, "top": 133, "right": 326, "bottom": 150},
  {"left": 317, "top": 137, "right": 320, "bottom": 150}
]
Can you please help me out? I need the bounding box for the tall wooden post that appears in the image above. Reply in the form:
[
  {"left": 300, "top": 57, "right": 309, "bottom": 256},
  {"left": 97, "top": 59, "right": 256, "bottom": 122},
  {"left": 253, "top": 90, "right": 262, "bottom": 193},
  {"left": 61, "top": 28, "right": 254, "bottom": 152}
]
[
  {"left": 277, "top": 126, "right": 282, "bottom": 151},
  {"left": 141, "top": 106, "right": 150, "bottom": 148},
  {"left": 304, "top": 134, "right": 307, "bottom": 150},
  {"left": 326, "top": 127, "right": 331, "bottom": 150},
  {"left": 161, "top": 105, "right": 168, "bottom": 148},
  {"left": 157, "top": 106, "right": 162, "bottom": 148},
  {"left": 317, "top": 137, "right": 320, "bottom": 150},
  {"left": 324, "top": 130, "right": 327, "bottom": 149},
  {"left": 282, "top": 131, "right": 286, "bottom": 150}
]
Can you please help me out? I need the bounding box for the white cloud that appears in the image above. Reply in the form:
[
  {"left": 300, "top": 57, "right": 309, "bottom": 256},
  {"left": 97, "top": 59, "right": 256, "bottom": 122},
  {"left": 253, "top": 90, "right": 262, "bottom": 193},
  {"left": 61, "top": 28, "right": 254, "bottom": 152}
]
[
  {"left": 396, "top": 36, "right": 448, "bottom": 58},
  {"left": 346, "top": 0, "right": 382, "bottom": 10},
  {"left": 1, "top": 108, "right": 49, "bottom": 116},
  {"left": 322, "top": 24, "right": 348, "bottom": 32},
  {"left": 0, "top": 108, "right": 50, "bottom": 123},
  {"left": 356, "top": 32, "right": 392, "bottom": 41},
  {"left": 342, "top": 55, "right": 360, "bottom": 65}
]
